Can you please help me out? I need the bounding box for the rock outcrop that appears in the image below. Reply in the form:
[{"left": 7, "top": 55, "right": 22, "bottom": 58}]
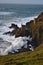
[
  {"left": 3, "top": 12, "right": 43, "bottom": 42},
  {"left": 15, "top": 25, "right": 32, "bottom": 37},
  {"left": 9, "top": 23, "right": 18, "bottom": 29},
  {"left": 3, "top": 12, "right": 43, "bottom": 52},
  {"left": 3, "top": 23, "right": 19, "bottom": 35}
]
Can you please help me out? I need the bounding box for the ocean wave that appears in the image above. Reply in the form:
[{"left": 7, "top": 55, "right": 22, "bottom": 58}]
[
  {"left": 0, "top": 12, "right": 14, "bottom": 15},
  {"left": 0, "top": 36, "right": 33, "bottom": 55},
  {"left": 4, "top": 15, "right": 37, "bottom": 27}
]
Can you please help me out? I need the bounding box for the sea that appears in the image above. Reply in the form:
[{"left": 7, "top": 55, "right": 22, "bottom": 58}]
[{"left": 0, "top": 4, "right": 43, "bottom": 55}]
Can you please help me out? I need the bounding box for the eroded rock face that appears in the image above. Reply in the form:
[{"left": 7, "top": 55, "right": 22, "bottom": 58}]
[
  {"left": 15, "top": 25, "right": 32, "bottom": 37},
  {"left": 3, "top": 12, "right": 43, "bottom": 37},
  {"left": 3, "top": 12, "right": 43, "bottom": 38},
  {"left": 3, "top": 23, "right": 32, "bottom": 37},
  {"left": 37, "top": 12, "right": 43, "bottom": 22},
  {"left": 3, "top": 12, "right": 43, "bottom": 41}
]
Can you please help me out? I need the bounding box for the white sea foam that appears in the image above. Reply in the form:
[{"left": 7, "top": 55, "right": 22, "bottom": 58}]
[
  {"left": 1, "top": 36, "right": 33, "bottom": 55},
  {"left": 4, "top": 16, "right": 37, "bottom": 27}
]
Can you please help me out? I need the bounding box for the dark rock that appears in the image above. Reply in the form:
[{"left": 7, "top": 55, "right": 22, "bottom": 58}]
[
  {"left": 3, "top": 23, "right": 19, "bottom": 36},
  {"left": 3, "top": 31, "right": 11, "bottom": 35},
  {"left": 15, "top": 25, "right": 32, "bottom": 37},
  {"left": 3, "top": 29, "right": 17, "bottom": 36},
  {"left": 26, "top": 20, "right": 34, "bottom": 27},
  {"left": 9, "top": 23, "right": 18, "bottom": 29},
  {"left": 10, "top": 29, "right": 17, "bottom": 36}
]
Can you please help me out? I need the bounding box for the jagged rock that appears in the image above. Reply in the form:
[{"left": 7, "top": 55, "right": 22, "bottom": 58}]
[
  {"left": 3, "top": 31, "right": 11, "bottom": 35},
  {"left": 3, "top": 23, "right": 32, "bottom": 37},
  {"left": 15, "top": 25, "right": 32, "bottom": 37},
  {"left": 3, "top": 12, "right": 43, "bottom": 41},
  {"left": 3, "top": 29, "right": 17, "bottom": 36},
  {"left": 26, "top": 20, "right": 34, "bottom": 26},
  {"left": 3, "top": 23, "right": 19, "bottom": 35},
  {"left": 9, "top": 23, "right": 18, "bottom": 29}
]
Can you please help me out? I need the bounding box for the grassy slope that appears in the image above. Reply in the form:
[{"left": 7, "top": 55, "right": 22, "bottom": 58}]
[{"left": 0, "top": 43, "right": 43, "bottom": 65}]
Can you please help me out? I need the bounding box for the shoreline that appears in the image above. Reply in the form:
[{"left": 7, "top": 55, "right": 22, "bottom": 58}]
[{"left": 0, "top": 12, "right": 43, "bottom": 55}]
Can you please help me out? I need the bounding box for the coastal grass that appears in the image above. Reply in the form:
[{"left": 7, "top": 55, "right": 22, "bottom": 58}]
[{"left": 0, "top": 43, "right": 43, "bottom": 65}]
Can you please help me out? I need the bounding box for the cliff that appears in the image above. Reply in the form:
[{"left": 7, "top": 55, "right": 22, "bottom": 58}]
[{"left": 3, "top": 12, "right": 43, "bottom": 51}]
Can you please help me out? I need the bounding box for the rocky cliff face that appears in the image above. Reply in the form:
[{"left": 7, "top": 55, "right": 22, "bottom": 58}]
[{"left": 3, "top": 12, "right": 43, "bottom": 53}]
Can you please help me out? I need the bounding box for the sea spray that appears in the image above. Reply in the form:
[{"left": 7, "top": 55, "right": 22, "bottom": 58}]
[{"left": 2, "top": 36, "right": 32, "bottom": 55}]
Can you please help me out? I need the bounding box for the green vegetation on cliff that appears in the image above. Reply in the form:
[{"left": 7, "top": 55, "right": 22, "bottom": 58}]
[{"left": 0, "top": 43, "right": 43, "bottom": 65}]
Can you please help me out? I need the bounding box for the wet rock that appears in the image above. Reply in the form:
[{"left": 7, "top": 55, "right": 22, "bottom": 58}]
[
  {"left": 3, "top": 30, "right": 17, "bottom": 36},
  {"left": 9, "top": 23, "right": 18, "bottom": 29},
  {"left": 3, "top": 31, "right": 11, "bottom": 35},
  {"left": 3, "top": 23, "right": 19, "bottom": 35}
]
